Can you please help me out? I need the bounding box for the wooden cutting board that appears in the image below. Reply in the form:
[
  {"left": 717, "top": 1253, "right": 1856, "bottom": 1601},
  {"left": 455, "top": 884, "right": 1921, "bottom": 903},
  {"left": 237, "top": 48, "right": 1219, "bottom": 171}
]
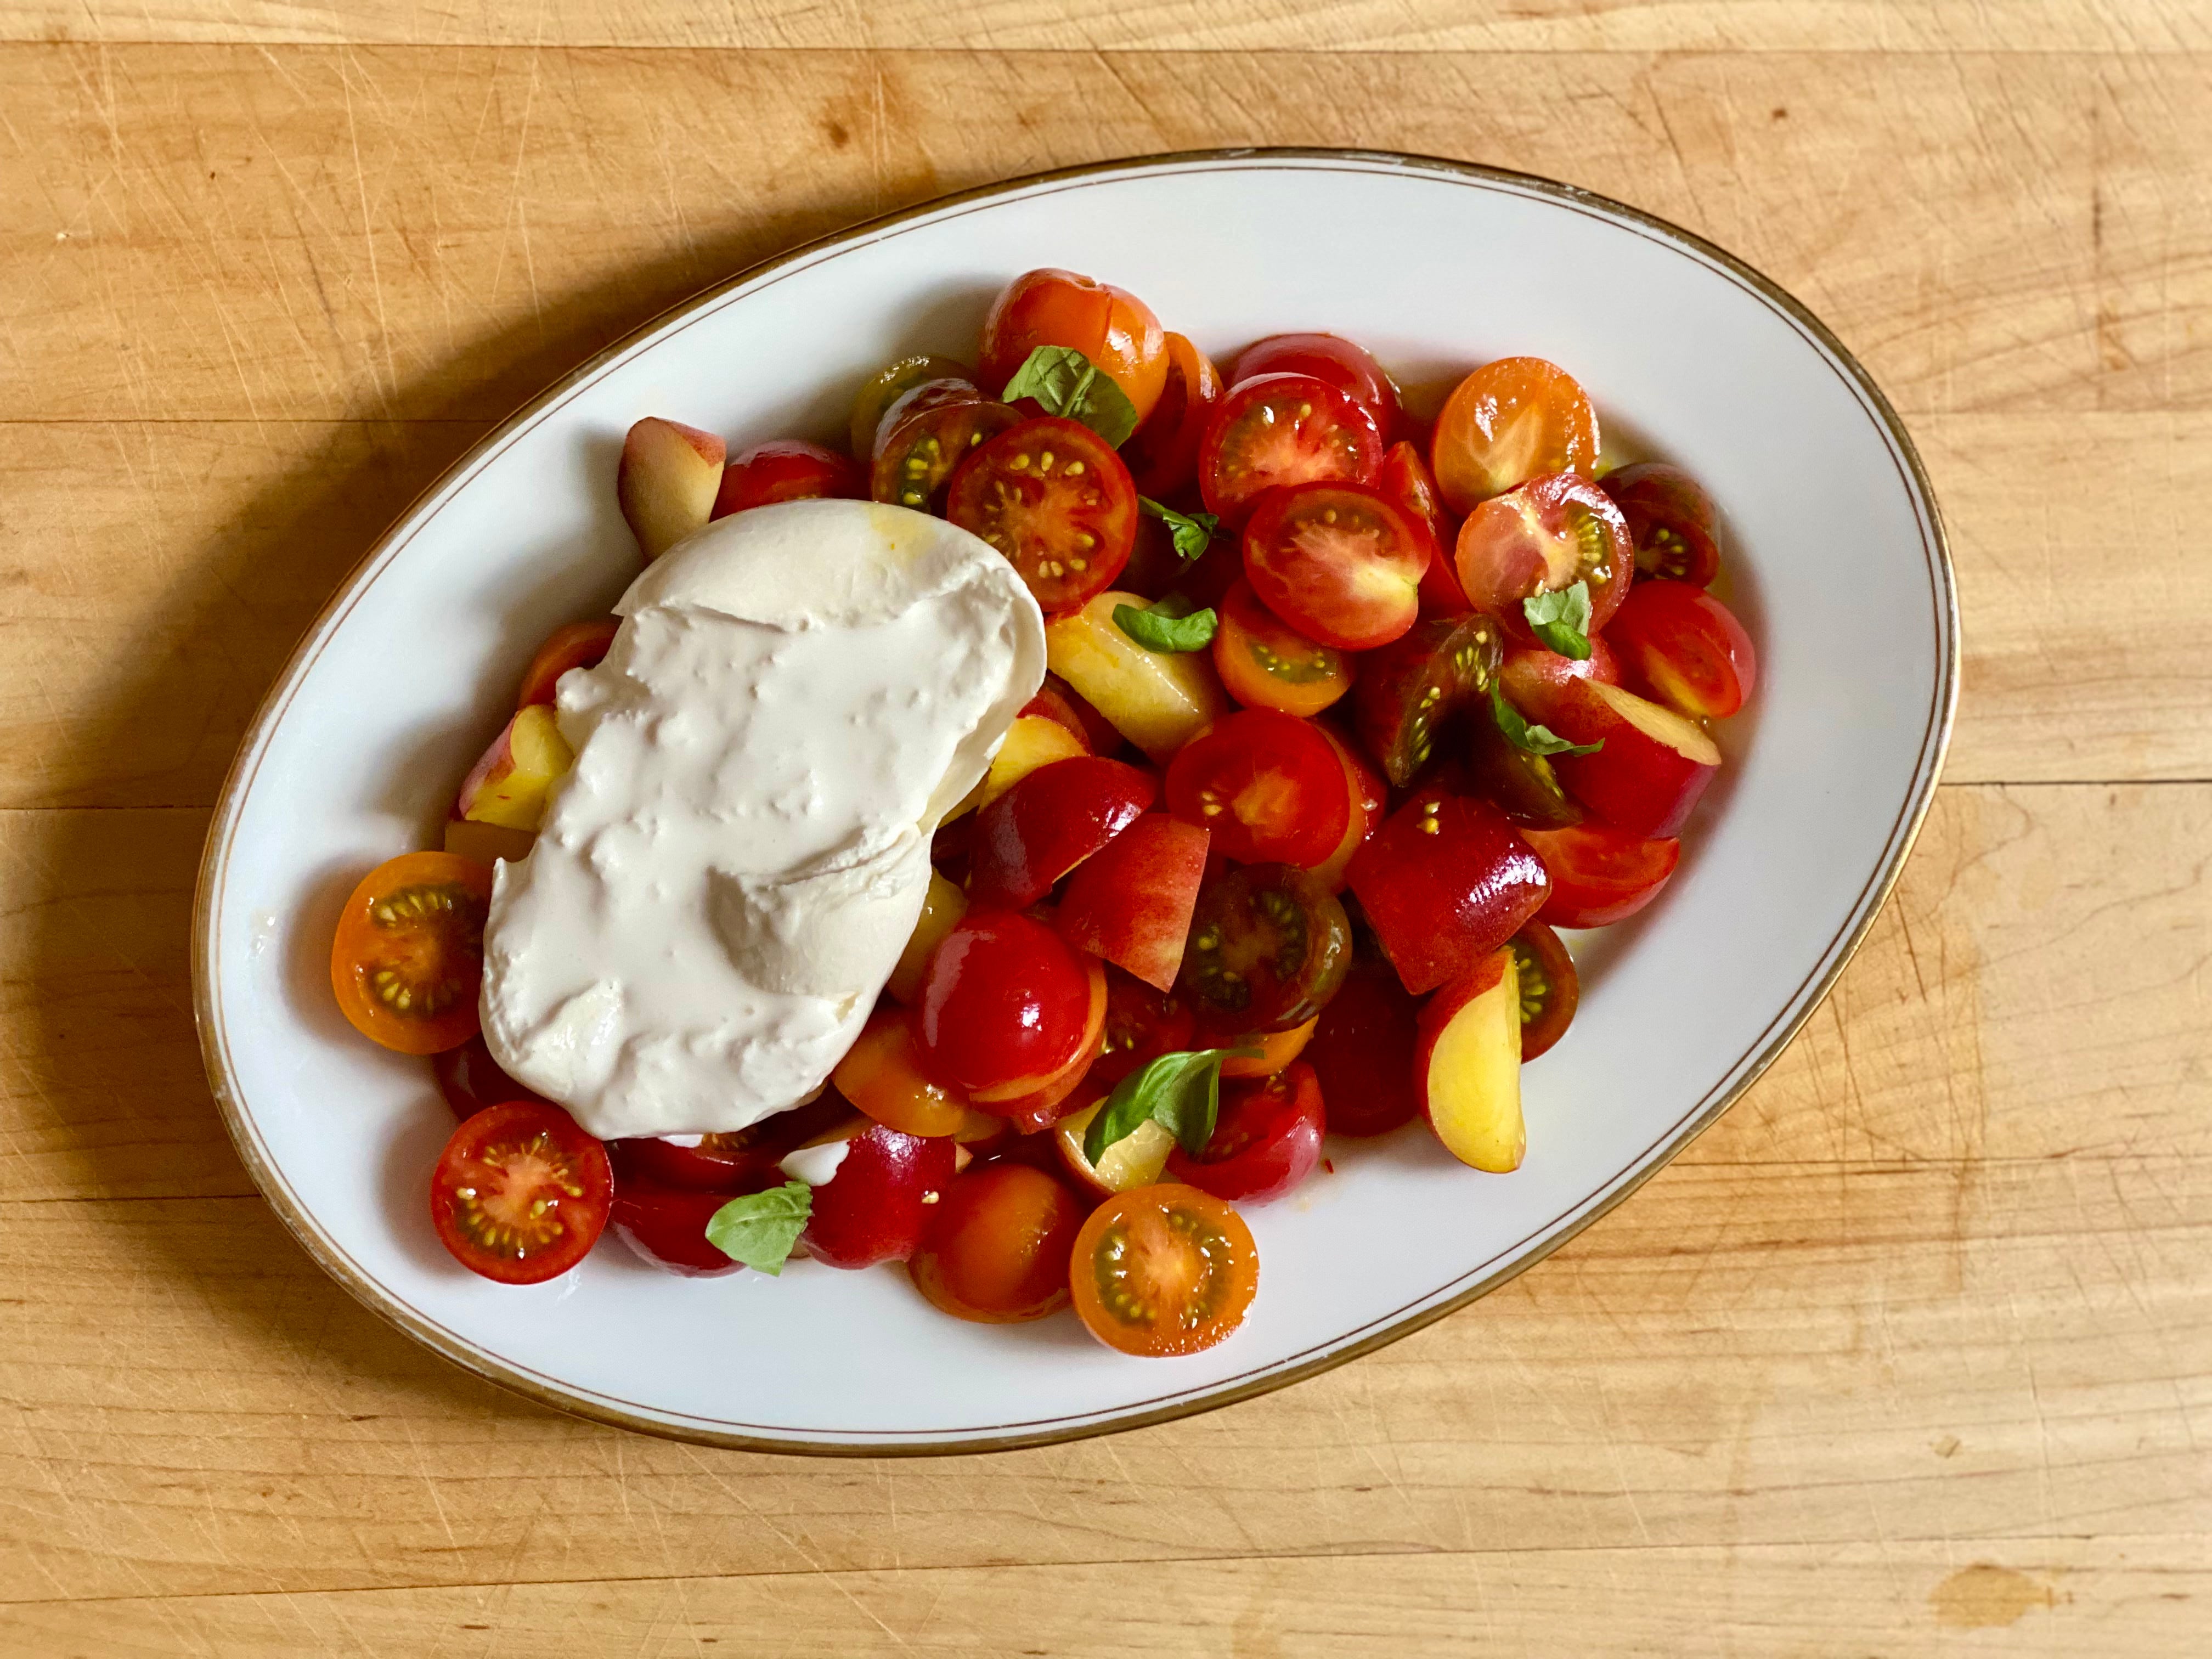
[{"left": 0, "top": 4, "right": 2205, "bottom": 1653}]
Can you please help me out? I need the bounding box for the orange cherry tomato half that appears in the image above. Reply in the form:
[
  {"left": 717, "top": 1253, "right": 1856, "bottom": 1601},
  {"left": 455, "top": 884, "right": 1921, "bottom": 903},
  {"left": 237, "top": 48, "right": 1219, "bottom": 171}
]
[
  {"left": 1121, "top": 332, "right": 1223, "bottom": 499},
  {"left": 947, "top": 416, "right": 1138, "bottom": 614},
  {"left": 1070, "top": 1184, "right": 1259, "bottom": 1357},
  {"left": 979, "top": 268, "right": 1169, "bottom": 426},
  {"left": 430, "top": 1101, "right": 612, "bottom": 1284},
  {"left": 910, "top": 1163, "right": 1089, "bottom": 1323},
  {"left": 516, "top": 619, "right": 619, "bottom": 709},
  {"left": 832, "top": 1006, "right": 973, "bottom": 1138},
  {"left": 1431, "top": 356, "right": 1600, "bottom": 513},
  {"left": 330, "top": 851, "right": 493, "bottom": 1054},
  {"left": 1211, "top": 579, "right": 1352, "bottom": 718}
]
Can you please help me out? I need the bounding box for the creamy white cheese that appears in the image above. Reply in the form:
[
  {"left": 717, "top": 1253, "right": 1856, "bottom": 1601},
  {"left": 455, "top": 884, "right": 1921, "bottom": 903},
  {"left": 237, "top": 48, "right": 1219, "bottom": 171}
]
[
  {"left": 777, "top": 1141, "right": 852, "bottom": 1188},
  {"left": 479, "top": 499, "right": 1046, "bottom": 1141}
]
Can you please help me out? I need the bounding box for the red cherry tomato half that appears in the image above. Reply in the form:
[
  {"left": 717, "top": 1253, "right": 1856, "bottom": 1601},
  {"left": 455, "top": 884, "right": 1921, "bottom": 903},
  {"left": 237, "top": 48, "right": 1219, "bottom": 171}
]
[
  {"left": 917, "top": 910, "right": 1097, "bottom": 1094},
  {"left": 1242, "top": 480, "right": 1427, "bottom": 651},
  {"left": 1231, "top": 332, "right": 1402, "bottom": 444},
  {"left": 871, "top": 379, "right": 1020, "bottom": 511},
  {"left": 1056, "top": 814, "right": 1210, "bottom": 993},
  {"left": 712, "top": 439, "right": 865, "bottom": 518},
  {"left": 947, "top": 416, "right": 1139, "bottom": 614},
  {"left": 1351, "top": 611, "right": 1506, "bottom": 787},
  {"left": 1165, "top": 1060, "right": 1325, "bottom": 1204},
  {"left": 1166, "top": 709, "right": 1350, "bottom": 867},
  {"left": 800, "top": 1122, "right": 960, "bottom": 1270},
  {"left": 1177, "top": 863, "right": 1352, "bottom": 1035},
  {"left": 1198, "top": 373, "right": 1384, "bottom": 529},
  {"left": 516, "top": 619, "right": 619, "bottom": 709},
  {"left": 1121, "top": 332, "right": 1223, "bottom": 500},
  {"left": 1605, "top": 580, "right": 1758, "bottom": 720},
  {"left": 1455, "top": 472, "right": 1634, "bottom": 643},
  {"left": 1379, "top": 441, "right": 1470, "bottom": 616},
  {"left": 1506, "top": 921, "right": 1579, "bottom": 1061},
  {"left": 966, "top": 755, "right": 1159, "bottom": 910},
  {"left": 610, "top": 1180, "right": 750, "bottom": 1277},
  {"left": 910, "top": 1162, "right": 1088, "bottom": 1322},
  {"left": 1093, "top": 966, "right": 1198, "bottom": 1088},
  {"left": 611, "top": 1093, "right": 850, "bottom": 1192},
  {"left": 1431, "top": 356, "right": 1600, "bottom": 512},
  {"left": 1346, "top": 788, "right": 1550, "bottom": 996},
  {"left": 1306, "top": 724, "right": 1386, "bottom": 893},
  {"left": 429, "top": 1102, "right": 612, "bottom": 1284},
  {"left": 1212, "top": 578, "right": 1353, "bottom": 719},
  {"left": 1070, "top": 1184, "right": 1259, "bottom": 1356},
  {"left": 1521, "top": 823, "right": 1681, "bottom": 929},
  {"left": 1304, "top": 953, "right": 1421, "bottom": 1135},
  {"left": 979, "top": 268, "right": 1170, "bottom": 425},
  {"left": 431, "top": 1031, "right": 543, "bottom": 1119},
  {"left": 1601, "top": 461, "right": 1722, "bottom": 586}
]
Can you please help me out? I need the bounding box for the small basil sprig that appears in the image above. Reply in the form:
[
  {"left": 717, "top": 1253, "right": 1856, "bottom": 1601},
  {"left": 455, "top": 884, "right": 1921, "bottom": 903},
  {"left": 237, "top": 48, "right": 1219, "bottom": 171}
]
[
  {"left": 1084, "top": 1047, "right": 1260, "bottom": 1165},
  {"left": 1490, "top": 683, "right": 1602, "bottom": 758},
  {"left": 1523, "top": 580, "right": 1594, "bottom": 659},
  {"left": 1115, "top": 596, "right": 1217, "bottom": 653},
  {"left": 703, "top": 1181, "right": 811, "bottom": 1275},
  {"left": 1139, "top": 496, "right": 1219, "bottom": 561},
  {"left": 1000, "top": 346, "right": 1141, "bottom": 447}
]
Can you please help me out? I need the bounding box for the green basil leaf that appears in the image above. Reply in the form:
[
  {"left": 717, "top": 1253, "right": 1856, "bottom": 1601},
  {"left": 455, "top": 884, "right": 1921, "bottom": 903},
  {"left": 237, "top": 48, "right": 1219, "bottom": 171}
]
[
  {"left": 1084, "top": 1047, "right": 1260, "bottom": 1164},
  {"left": 999, "top": 345, "right": 1141, "bottom": 448},
  {"left": 1115, "top": 600, "right": 1218, "bottom": 653},
  {"left": 1489, "top": 682, "right": 1602, "bottom": 758},
  {"left": 1138, "top": 496, "right": 1220, "bottom": 561},
  {"left": 1522, "top": 580, "right": 1594, "bottom": 660},
  {"left": 703, "top": 1181, "right": 812, "bottom": 1276}
]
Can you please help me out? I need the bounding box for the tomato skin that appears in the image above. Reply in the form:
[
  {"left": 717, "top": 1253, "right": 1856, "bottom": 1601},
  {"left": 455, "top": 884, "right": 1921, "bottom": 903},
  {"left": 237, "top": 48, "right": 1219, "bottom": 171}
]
[
  {"left": 1544, "top": 680, "right": 1720, "bottom": 839},
  {"left": 1304, "top": 953, "right": 1421, "bottom": 1135},
  {"left": 1199, "top": 373, "right": 1385, "bottom": 529},
  {"left": 1166, "top": 1061, "right": 1324, "bottom": 1204},
  {"left": 1231, "top": 333, "right": 1403, "bottom": 443},
  {"left": 516, "top": 619, "right": 619, "bottom": 709},
  {"left": 966, "top": 755, "right": 1159, "bottom": 910},
  {"left": 1346, "top": 788, "right": 1550, "bottom": 996},
  {"left": 1166, "top": 709, "right": 1350, "bottom": 867},
  {"left": 1351, "top": 611, "right": 1506, "bottom": 787},
  {"left": 833, "top": 1007, "right": 973, "bottom": 1138},
  {"left": 1056, "top": 814, "right": 1210, "bottom": 993},
  {"left": 1455, "top": 472, "right": 1634, "bottom": 643},
  {"left": 871, "top": 380, "right": 1021, "bottom": 511},
  {"left": 1093, "top": 967, "right": 1197, "bottom": 1088},
  {"left": 973, "top": 953, "right": 1108, "bottom": 1133},
  {"left": 1212, "top": 579, "right": 1353, "bottom": 718},
  {"left": 1379, "top": 441, "right": 1470, "bottom": 616},
  {"left": 1178, "top": 863, "right": 1352, "bottom": 1035},
  {"left": 330, "top": 852, "right": 493, "bottom": 1055},
  {"left": 1305, "top": 724, "right": 1386, "bottom": 892},
  {"left": 431, "top": 1032, "right": 541, "bottom": 1119},
  {"left": 1606, "top": 581, "right": 1757, "bottom": 720},
  {"left": 1240, "top": 479, "right": 1427, "bottom": 651},
  {"left": 611, "top": 1094, "right": 849, "bottom": 1192},
  {"left": 1507, "top": 921, "right": 1579, "bottom": 1061},
  {"left": 917, "top": 911, "right": 1096, "bottom": 1094},
  {"left": 610, "top": 1180, "right": 751, "bottom": 1278},
  {"left": 1070, "top": 1184, "right": 1259, "bottom": 1357},
  {"left": 803, "top": 1123, "right": 959, "bottom": 1270},
  {"left": 911, "top": 1163, "right": 1088, "bottom": 1322},
  {"left": 1521, "top": 823, "right": 1681, "bottom": 928},
  {"left": 1431, "top": 356, "right": 1600, "bottom": 512},
  {"left": 712, "top": 439, "right": 865, "bottom": 518},
  {"left": 1122, "top": 332, "right": 1223, "bottom": 499},
  {"left": 947, "top": 416, "right": 1139, "bottom": 614},
  {"left": 850, "top": 354, "right": 971, "bottom": 462},
  {"left": 429, "top": 1102, "right": 612, "bottom": 1285},
  {"left": 980, "top": 268, "right": 1170, "bottom": 425},
  {"left": 1601, "top": 461, "right": 1722, "bottom": 586}
]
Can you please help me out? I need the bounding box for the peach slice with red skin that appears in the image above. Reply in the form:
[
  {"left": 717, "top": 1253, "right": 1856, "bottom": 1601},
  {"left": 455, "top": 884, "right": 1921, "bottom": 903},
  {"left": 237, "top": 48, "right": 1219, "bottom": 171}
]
[
  {"left": 456, "top": 705, "right": 574, "bottom": 832},
  {"left": 1415, "top": 947, "right": 1524, "bottom": 1173},
  {"left": 1546, "top": 679, "right": 1721, "bottom": 839},
  {"left": 617, "top": 417, "right": 725, "bottom": 561}
]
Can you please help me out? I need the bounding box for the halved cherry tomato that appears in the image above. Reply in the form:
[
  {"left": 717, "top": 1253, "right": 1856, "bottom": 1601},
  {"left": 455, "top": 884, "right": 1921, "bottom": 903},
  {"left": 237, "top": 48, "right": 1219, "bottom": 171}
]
[
  {"left": 1346, "top": 789, "right": 1550, "bottom": 995},
  {"left": 1431, "top": 356, "right": 1600, "bottom": 512},
  {"left": 871, "top": 380, "right": 1020, "bottom": 511},
  {"left": 713, "top": 438, "right": 864, "bottom": 518},
  {"left": 1601, "top": 461, "right": 1722, "bottom": 586},
  {"left": 1521, "top": 823, "right": 1681, "bottom": 928},
  {"left": 1455, "top": 472, "right": 1634, "bottom": 643},
  {"left": 1306, "top": 724, "right": 1385, "bottom": 891},
  {"left": 330, "top": 852, "right": 493, "bottom": 1055},
  {"left": 611, "top": 1094, "right": 848, "bottom": 1192},
  {"left": 833, "top": 1007, "right": 972, "bottom": 1137},
  {"left": 1467, "top": 693, "right": 1585, "bottom": 829},
  {"left": 980, "top": 268, "right": 1170, "bottom": 424},
  {"left": 803, "top": 1121, "right": 960, "bottom": 1270},
  {"left": 1241, "top": 481, "right": 1426, "bottom": 650},
  {"left": 429, "top": 1101, "right": 612, "bottom": 1284},
  {"left": 1093, "top": 967, "right": 1197, "bottom": 1088},
  {"left": 911, "top": 1163, "right": 1088, "bottom": 1323},
  {"left": 1070, "top": 1184, "right": 1259, "bottom": 1357},
  {"left": 516, "top": 619, "right": 619, "bottom": 709},
  {"left": 610, "top": 1180, "right": 749, "bottom": 1277},
  {"left": 947, "top": 416, "right": 1139, "bottom": 613},
  {"left": 1304, "top": 952, "right": 1421, "bottom": 1135},
  {"left": 917, "top": 911, "right": 1096, "bottom": 1094},
  {"left": 1212, "top": 579, "right": 1352, "bottom": 718},
  {"left": 1231, "top": 332, "right": 1402, "bottom": 443},
  {"left": 1496, "top": 636, "right": 1621, "bottom": 723},
  {"left": 1352, "top": 612, "right": 1506, "bottom": 786},
  {"left": 849, "top": 354, "right": 970, "bottom": 461},
  {"left": 1605, "top": 580, "right": 1757, "bottom": 720},
  {"left": 431, "top": 1031, "right": 541, "bottom": 1119},
  {"left": 1122, "top": 332, "right": 1222, "bottom": 499},
  {"left": 1166, "top": 709, "right": 1349, "bottom": 867},
  {"left": 1056, "top": 814, "right": 1209, "bottom": 992},
  {"left": 1379, "top": 441, "right": 1470, "bottom": 616},
  {"left": 1166, "top": 1060, "right": 1324, "bottom": 1204},
  {"left": 1506, "top": 921, "right": 1578, "bottom": 1061},
  {"left": 1178, "top": 863, "right": 1351, "bottom": 1034},
  {"left": 1198, "top": 373, "right": 1384, "bottom": 528},
  {"left": 966, "top": 755, "right": 1158, "bottom": 909}
]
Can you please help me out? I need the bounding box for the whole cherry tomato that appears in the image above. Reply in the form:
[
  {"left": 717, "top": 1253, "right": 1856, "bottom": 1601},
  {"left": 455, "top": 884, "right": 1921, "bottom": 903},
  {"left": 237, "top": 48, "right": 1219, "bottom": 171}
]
[
  {"left": 979, "top": 268, "right": 1170, "bottom": 425},
  {"left": 610, "top": 1180, "right": 751, "bottom": 1277},
  {"left": 431, "top": 1031, "right": 541, "bottom": 1119},
  {"left": 910, "top": 1163, "right": 1088, "bottom": 1323},
  {"left": 712, "top": 439, "right": 865, "bottom": 518},
  {"left": 917, "top": 911, "right": 1096, "bottom": 1094}
]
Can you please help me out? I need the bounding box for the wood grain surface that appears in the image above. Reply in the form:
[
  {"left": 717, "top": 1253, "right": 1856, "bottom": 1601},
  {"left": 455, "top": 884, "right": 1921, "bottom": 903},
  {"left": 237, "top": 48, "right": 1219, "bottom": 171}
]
[{"left": 0, "top": 5, "right": 2206, "bottom": 1654}]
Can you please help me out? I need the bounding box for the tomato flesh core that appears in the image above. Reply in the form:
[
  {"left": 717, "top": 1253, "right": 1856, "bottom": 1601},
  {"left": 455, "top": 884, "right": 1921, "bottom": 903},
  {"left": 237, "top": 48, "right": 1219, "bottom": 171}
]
[
  {"left": 431, "top": 1102, "right": 611, "bottom": 1284},
  {"left": 363, "top": 883, "right": 481, "bottom": 1018},
  {"left": 1091, "top": 1203, "right": 1236, "bottom": 1329}
]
